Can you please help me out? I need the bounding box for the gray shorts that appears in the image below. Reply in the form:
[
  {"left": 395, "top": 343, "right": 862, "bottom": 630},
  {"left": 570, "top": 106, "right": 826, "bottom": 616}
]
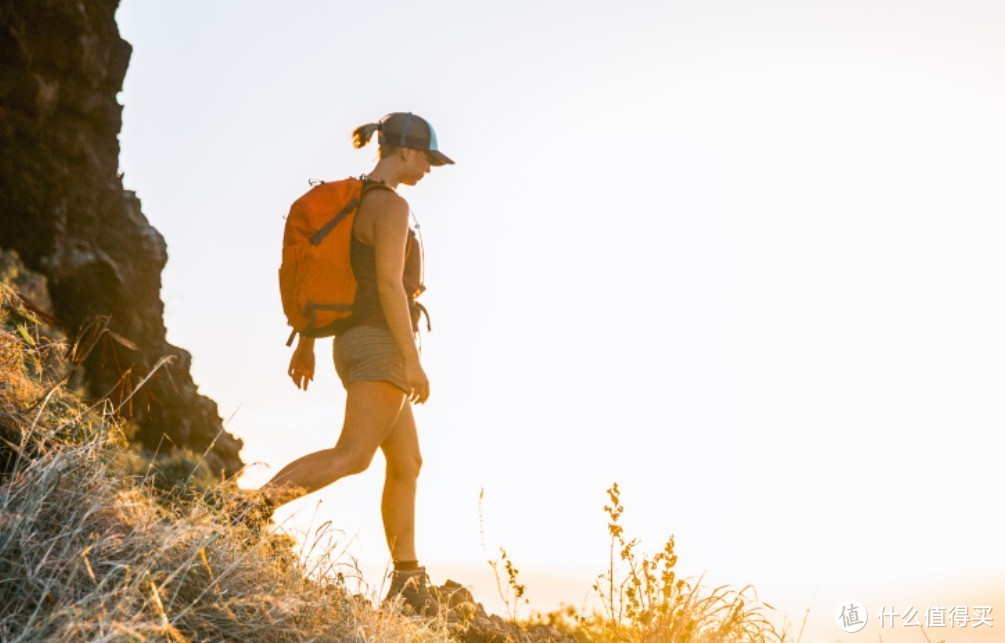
[{"left": 333, "top": 325, "right": 408, "bottom": 393}]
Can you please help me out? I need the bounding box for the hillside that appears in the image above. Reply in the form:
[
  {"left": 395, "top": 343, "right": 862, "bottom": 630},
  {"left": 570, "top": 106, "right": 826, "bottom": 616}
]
[
  {"left": 0, "top": 256, "right": 577, "bottom": 641},
  {"left": 0, "top": 256, "right": 788, "bottom": 641}
]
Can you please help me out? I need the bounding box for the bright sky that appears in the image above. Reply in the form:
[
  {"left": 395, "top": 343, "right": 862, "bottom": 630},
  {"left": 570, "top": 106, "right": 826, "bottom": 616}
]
[{"left": 117, "top": 1, "right": 1005, "bottom": 640}]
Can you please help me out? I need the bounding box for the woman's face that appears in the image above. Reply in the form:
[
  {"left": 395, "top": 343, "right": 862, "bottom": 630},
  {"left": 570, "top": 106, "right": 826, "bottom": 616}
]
[{"left": 399, "top": 148, "right": 432, "bottom": 186}]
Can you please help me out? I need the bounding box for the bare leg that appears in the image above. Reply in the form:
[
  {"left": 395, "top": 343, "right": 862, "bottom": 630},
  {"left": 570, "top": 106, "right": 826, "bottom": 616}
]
[
  {"left": 260, "top": 381, "right": 406, "bottom": 506},
  {"left": 379, "top": 403, "right": 422, "bottom": 562}
]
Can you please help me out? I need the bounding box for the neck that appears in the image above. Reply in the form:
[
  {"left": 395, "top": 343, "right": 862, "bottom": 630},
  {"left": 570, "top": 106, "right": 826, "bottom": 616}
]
[{"left": 365, "top": 159, "right": 402, "bottom": 189}]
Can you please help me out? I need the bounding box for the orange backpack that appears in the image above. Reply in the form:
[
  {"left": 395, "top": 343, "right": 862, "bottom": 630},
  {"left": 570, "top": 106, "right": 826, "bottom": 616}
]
[{"left": 278, "top": 177, "right": 389, "bottom": 345}]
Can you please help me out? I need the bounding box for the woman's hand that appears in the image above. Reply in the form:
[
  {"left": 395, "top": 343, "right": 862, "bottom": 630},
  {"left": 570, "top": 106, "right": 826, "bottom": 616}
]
[
  {"left": 288, "top": 339, "right": 315, "bottom": 391},
  {"left": 404, "top": 356, "right": 430, "bottom": 404}
]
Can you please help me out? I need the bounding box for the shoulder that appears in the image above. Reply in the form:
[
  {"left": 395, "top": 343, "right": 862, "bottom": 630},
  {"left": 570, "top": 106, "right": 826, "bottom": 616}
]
[{"left": 362, "top": 186, "right": 408, "bottom": 223}]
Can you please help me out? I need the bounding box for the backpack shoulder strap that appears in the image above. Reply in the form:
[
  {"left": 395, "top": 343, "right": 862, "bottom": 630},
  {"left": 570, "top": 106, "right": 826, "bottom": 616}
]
[
  {"left": 307, "top": 178, "right": 365, "bottom": 246},
  {"left": 360, "top": 178, "right": 397, "bottom": 198}
]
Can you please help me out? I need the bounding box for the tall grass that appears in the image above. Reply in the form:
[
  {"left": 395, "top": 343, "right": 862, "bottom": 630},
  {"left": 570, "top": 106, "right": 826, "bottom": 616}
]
[
  {"left": 0, "top": 275, "right": 791, "bottom": 642},
  {"left": 517, "top": 484, "right": 791, "bottom": 642},
  {"left": 0, "top": 284, "right": 449, "bottom": 641}
]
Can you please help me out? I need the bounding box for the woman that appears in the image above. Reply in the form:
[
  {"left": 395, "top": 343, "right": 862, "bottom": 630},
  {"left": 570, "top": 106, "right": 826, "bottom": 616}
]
[{"left": 258, "top": 112, "right": 453, "bottom": 616}]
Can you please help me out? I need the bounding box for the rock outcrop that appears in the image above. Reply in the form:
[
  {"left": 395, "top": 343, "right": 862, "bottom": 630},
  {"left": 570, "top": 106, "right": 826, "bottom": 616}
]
[
  {"left": 0, "top": 1, "right": 243, "bottom": 475},
  {"left": 434, "top": 581, "right": 574, "bottom": 643}
]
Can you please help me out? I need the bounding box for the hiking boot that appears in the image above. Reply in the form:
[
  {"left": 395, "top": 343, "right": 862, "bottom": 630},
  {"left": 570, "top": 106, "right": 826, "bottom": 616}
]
[{"left": 383, "top": 567, "right": 440, "bottom": 617}]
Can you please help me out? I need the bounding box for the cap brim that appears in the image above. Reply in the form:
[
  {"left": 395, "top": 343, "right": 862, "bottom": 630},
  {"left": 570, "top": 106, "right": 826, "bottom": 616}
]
[{"left": 426, "top": 149, "right": 454, "bottom": 166}]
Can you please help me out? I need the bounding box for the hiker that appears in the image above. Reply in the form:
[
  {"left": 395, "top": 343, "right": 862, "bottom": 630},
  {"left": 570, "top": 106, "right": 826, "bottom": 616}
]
[{"left": 259, "top": 112, "right": 453, "bottom": 616}]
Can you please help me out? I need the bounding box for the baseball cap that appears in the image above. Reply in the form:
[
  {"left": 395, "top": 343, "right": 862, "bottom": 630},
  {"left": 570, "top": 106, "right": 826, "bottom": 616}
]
[{"left": 377, "top": 112, "right": 454, "bottom": 166}]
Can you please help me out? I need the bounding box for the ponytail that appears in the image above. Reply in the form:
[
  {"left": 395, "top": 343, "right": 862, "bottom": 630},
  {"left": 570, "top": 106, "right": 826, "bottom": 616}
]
[{"left": 352, "top": 122, "right": 381, "bottom": 149}]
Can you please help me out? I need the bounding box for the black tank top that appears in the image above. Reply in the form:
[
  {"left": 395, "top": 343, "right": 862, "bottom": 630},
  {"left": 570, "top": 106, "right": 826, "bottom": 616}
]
[{"left": 344, "top": 180, "right": 424, "bottom": 332}]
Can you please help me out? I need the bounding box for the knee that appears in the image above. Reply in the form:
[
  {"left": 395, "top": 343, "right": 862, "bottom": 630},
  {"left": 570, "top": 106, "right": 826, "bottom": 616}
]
[
  {"left": 339, "top": 449, "right": 375, "bottom": 476},
  {"left": 387, "top": 453, "right": 422, "bottom": 482}
]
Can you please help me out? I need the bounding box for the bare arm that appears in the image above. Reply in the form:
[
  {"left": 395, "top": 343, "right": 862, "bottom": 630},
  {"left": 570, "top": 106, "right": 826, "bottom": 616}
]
[{"left": 371, "top": 193, "right": 429, "bottom": 403}]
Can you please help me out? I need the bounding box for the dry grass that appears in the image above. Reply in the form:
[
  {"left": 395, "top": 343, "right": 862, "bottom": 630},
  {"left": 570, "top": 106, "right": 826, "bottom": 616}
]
[
  {"left": 0, "top": 284, "right": 451, "bottom": 642},
  {"left": 0, "top": 273, "right": 792, "bottom": 642},
  {"left": 514, "top": 484, "right": 792, "bottom": 642}
]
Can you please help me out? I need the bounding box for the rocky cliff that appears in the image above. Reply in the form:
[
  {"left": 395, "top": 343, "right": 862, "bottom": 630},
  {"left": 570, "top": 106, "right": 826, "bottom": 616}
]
[{"left": 0, "top": 0, "right": 243, "bottom": 475}]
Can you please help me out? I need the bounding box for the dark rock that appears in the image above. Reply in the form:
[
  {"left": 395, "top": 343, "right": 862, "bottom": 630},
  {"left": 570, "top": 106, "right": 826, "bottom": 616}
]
[
  {"left": 434, "top": 580, "right": 575, "bottom": 643},
  {"left": 0, "top": 1, "right": 243, "bottom": 475}
]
